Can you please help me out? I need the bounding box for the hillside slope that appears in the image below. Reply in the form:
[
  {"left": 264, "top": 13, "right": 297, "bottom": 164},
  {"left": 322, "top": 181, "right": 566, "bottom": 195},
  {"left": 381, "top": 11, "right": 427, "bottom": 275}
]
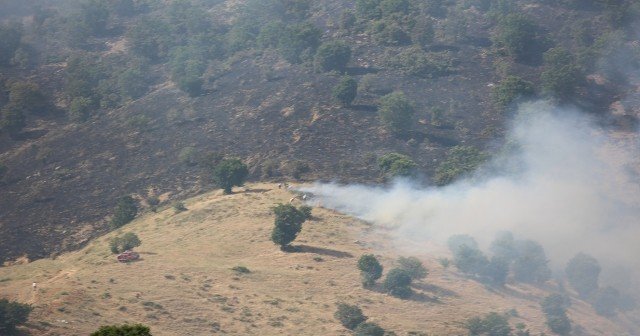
[{"left": 0, "top": 183, "right": 636, "bottom": 335}]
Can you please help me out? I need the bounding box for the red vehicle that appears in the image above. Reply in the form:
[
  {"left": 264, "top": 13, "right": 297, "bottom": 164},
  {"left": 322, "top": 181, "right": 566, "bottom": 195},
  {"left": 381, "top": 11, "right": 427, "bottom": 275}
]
[{"left": 117, "top": 250, "right": 140, "bottom": 262}]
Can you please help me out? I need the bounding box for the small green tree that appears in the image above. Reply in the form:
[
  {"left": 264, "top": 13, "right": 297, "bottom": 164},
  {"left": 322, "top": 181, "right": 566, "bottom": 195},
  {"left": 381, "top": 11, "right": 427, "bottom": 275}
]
[
  {"left": 378, "top": 92, "right": 414, "bottom": 137},
  {"left": 212, "top": 158, "right": 249, "bottom": 194},
  {"left": 541, "top": 294, "right": 572, "bottom": 335},
  {"left": 110, "top": 232, "right": 142, "bottom": 254},
  {"left": 434, "top": 146, "right": 486, "bottom": 186},
  {"left": 0, "top": 104, "right": 26, "bottom": 136},
  {"left": 315, "top": 40, "right": 352, "bottom": 72},
  {"left": 377, "top": 153, "right": 417, "bottom": 178},
  {"left": 354, "top": 322, "right": 385, "bottom": 336},
  {"left": 540, "top": 47, "right": 583, "bottom": 100},
  {"left": 271, "top": 204, "right": 306, "bottom": 250},
  {"left": 466, "top": 312, "right": 512, "bottom": 336},
  {"left": 332, "top": 75, "right": 358, "bottom": 107},
  {"left": 334, "top": 303, "right": 367, "bottom": 330},
  {"left": 357, "top": 254, "right": 383, "bottom": 287},
  {"left": 0, "top": 24, "right": 22, "bottom": 66},
  {"left": 0, "top": 299, "right": 32, "bottom": 335},
  {"left": 397, "top": 256, "right": 428, "bottom": 280},
  {"left": 512, "top": 240, "right": 551, "bottom": 284},
  {"left": 111, "top": 196, "right": 138, "bottom": 228},
  {"left": 492, "top": 76, "right": 535, "bottom": 108},
  {"left": 90, "top": 324, "right": 151, "bottom": 336},
  {"left": 69, "top": 97, "right": 93, "bottom": 122},
  {"left": 493, "top": 13, "right": 546, "bottom": 63},
  {"left": 565, "top": 252, "right": 600, "bottom": 298},
  {"left": 383, "top": 268, "right": 413, "bottom": 298}
]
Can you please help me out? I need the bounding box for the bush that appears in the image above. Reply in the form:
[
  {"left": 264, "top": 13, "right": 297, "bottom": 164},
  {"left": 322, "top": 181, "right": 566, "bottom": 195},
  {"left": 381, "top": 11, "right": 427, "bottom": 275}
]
[
  {"left": 0, "top": 104, "right": 26, "bottom": 136},
  {"left": 334, "top": 303, "right": 367, "bottom": 330},
  {"left": 278, "top": 22, "right": 321, "bottom": 64},
  {"left": 565, "top": 253, "right": 600, "bottom": 298},
  {"left": 271, "top": 204, "right": 306, "bottom": 249},
  {"left": 0, "top": 24, "right": 22, "bottom": 65},
  {"left": 354, "top": 322, "right": 385, "bottom": 336},
  {"left": 90, "top": 324, "right": 151, "bottom": 336},
  {"left": 356, "top": 0, "right": 382, "bottom": 20},
  {"left": 0, "top": 299, "right": 32, "bottom": 335},
  {"left": 483, "top": 256, "right": 509, "bottom": 287},
  {"left": 383, "top": 268, "right": 412, "bottom": 298},
  {"left": 546, "top": 314, "right": 571, "bottom": 335},
  {"left": 466, "top": 312, "right": 512, "bottom": 336},
  {"left": 173, "top": 202, "right": 187, "bottom": 213},
  {"left": 369, "top": 20, "right": 410, "bottom": 45},
  {"left": 332, "top": 75, "right": 358, "bottom": 107},
  {"left": 126, "top": 18, "right": 173, "bottom": 61},
  {"left": 299, "top": 205, "right": 312, "bottom": 219},
  {"left": 212, "top": 158, "right": 249, "bottom": 194},
  {"left": 387, "top": 47, "right": 454, "bottom": 78},
  {"left": 397, "top": 256, "right": 428, "bottom": 280},
  {"left": 315, "top": 40, "right": 352, "bottom": 72},
  {"left": 453, "top": 245, "right": 489, "bottom": 277},
  {"left": 358, "top": 254, "right": 383, "bottom": 287},
  {"left": 109, "top": 232, "right": 141, "bottom": 254},
  {"left": 492, "top": 76, "right": 535, "bottom": 109},
  {"left": 377, "top": 153, "right": 417, "bottom": 177},
  {"left": 378, "top": 91, "right": 414, "bottom": 136},
  {"left": 592, "top": 286, "right": 620, "bottom": 317},
  {"left": 69, "top": 97, "right": 93, "bottom": 122},
  {"left": 493, "top": 13, "right": 547, "bottom": 63},
  {"left": 489, "top": 232, "right": 517, "bottom": 262},
  {"left": 434, "top": 146, "right": 486, "bottom": 186},
  {"left": 541, "top": 294, "right": 572, "bottom": 335},
  {"left": 540, "top": 47, "right": 583, "bottom": 100},
  {"left": 111, "top": 196, "right": 138, "bottom": 228},
  {"left": 512, "top": 240, "right": 551, "bottom": 284},
  {"left": 7, "top": 81, "right": 48, "bottom": 115}
]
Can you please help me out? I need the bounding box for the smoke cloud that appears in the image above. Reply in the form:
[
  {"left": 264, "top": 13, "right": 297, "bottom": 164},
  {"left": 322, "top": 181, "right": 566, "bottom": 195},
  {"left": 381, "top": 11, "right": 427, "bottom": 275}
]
[{"left": 302, "top": 101, "right": 640, "bottom": 289}]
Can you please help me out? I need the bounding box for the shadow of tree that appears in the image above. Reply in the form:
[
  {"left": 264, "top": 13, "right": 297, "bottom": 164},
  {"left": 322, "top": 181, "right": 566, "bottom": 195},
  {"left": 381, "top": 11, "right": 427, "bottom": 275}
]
[
  {"left": 291, "top": 245, "right": 353, "bottom": 258},
  {"left": 412, "top": 282, "right": 459, "bottom": 298}
]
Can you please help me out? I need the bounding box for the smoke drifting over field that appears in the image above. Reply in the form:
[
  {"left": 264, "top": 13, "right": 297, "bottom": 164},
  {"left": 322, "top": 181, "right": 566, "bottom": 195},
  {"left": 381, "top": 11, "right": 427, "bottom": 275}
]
[{"left": 303, "top": 101, "right": 640, "bottom": 286}]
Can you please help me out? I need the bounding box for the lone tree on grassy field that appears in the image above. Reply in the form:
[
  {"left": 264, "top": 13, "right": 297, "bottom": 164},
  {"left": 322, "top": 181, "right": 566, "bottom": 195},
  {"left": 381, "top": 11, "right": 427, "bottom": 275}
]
[
  {"left": 90, "top": 324, "right": 151, "bottom": 336},
  {"left": 332, "top": 75, "right": 358, "bottom": 107},
  {"left": 271, "top": 204, "right": 307, "bottom": 250},
  {"left": 0, "top": 299, "right": 32, "bottom": 335},
  {"left": 111, "top": 196, "right": 138, "bottom": 229},
  {"left": 565, "top": 252, "right": 601, "bottom": 298},
  {"left": 212, "top": 158, "right": 249, "bottom": 194},
  {"left": 358, "top": 254, "right": 383, "bottom": 287},
  {"left": 110, "top": 232, "right": 142, "bottom": 254},
  {"left": 397, "top": 256, "right": 428, "bottom": 280}
]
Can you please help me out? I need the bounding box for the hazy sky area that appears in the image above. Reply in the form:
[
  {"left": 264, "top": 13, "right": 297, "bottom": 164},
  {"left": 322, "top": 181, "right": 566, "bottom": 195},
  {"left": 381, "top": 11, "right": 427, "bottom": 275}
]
[{"left": 303, "top": 101, "right": 640, "bottom": 289}]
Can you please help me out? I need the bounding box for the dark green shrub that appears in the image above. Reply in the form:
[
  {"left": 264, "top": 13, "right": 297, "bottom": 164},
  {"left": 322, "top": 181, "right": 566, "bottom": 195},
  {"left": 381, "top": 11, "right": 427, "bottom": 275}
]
[
  {"left": 7, "top": 81, "right": 48, "bottom": 115},
  {"left": 356, "top": 0, "right": 382, "bottom": 20},
  {"left": 170, "top": 45, "right": 207, "bottom": 97},
  {"left": 540, "top": 47, "right": 583, "bottom": 100},
  {"left": 565, "top": 253, "right": 600, "bottom": 298},
  {"left": 0, "top": 104, "right": 26, "bottom": 136},
  {"left": 110, "top": 232, "right": 142, "bottom": 254},
  {"left": 0, "top": 24, "right": 22, "bottom": 65},
  {"left": 173, "top": 202, "right": 187, "bottom": 213},
  {"left": 354, "top": 322, "right": 385, "bottom": 336},
  {"left": 278, "top": 22, "right": 321, "bottom": 64},
  {"left": 111, "top": 196, "right": 138, "bottom": 228},
  {"left": 90, "top": 324, "right": 151, "bottom": 336},
  {"left": 332, "top": 75, "right": 358, "bottom": 106},
  {"left": 69, "top": 97, "right": 93, "bottom": 122},
  {"left": 126, "top": 18, "right": 173, "bottom": 61},
  {"left": 378, "top": 91, "right": 414, "bottom": 136},
  {"left": 369, "top": 20, "right": 410, "bottom": 45},
  {"left": 492, "top": 76, "right": 535, "bottom": 108},
  {"left": 383, "top": 268, "right": 412, "bottom": 298},
  {"left": 315, "top": 40, "right": 352, "bottom": 72},
  {"left": 434, "top": 146, "right": 486, "bottom": 186},
  {"left": 0, "top": 299, "right": 32, "bottom": 335},
  {"left": 465, "top": 312, "right": 512, "bottom": 336},
  {"left": 541, "top": 294, "right": 571, "bottom": 317},
  {"left": 546, "top": 314, "right": 571, "bottom": 335},
  {"left": 483, "top": 256, "right": 509, "bottom": 286},
  {"left": 299, "top": 205, "right": 312, "bottom": 220},
  {"left": 453, "top": 245, "right": 489, "bottom": 277},
  {"left": 286, "top": 160, "right": 310, "bottom": 180},
  {"left": 489, "top": 232, "right": 517, "bottom": 262},
  {"left": 397, "top": 256, "right": 428, "bottom": 280},
  {"left": 358, "top": 254, "right": 383, "bottom": 287},
  {"left": 0, "top": 163, "right": 6, "bottom": 180},
  {"left": 271, "top": 204, "right": 306, "bottom": 249},
  {"left": 257, "top": 21, "right": 287, "bottom": 49},
  {"left": 387, "top": 47, "right": 454, "bottom": 78},
  {"left": 334, "top": 303, "right": 367, "bottom": 330},
  {"left": 212, "top": 158, "right": 249, "bottom": 194},
  {"left": 410, "top": 18, "right": 434, "bottom": 47},
  {"left": 493, "top": 13, "right": 547, "bottom": 63},
  {"left": 377, "top": 153, "right": 417, "bottom": 177}
]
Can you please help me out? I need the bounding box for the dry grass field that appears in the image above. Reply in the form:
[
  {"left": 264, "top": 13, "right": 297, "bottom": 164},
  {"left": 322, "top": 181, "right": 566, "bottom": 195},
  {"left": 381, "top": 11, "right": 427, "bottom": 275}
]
[{"left": 0, "top": 183, "right": 635, "bottom": 335}]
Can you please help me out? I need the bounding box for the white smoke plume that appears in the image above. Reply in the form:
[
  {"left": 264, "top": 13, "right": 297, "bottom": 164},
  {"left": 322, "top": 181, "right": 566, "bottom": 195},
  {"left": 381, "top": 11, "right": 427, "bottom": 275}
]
[{"left": 302, "top": 101, "right": 640, "bottom": 289}]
